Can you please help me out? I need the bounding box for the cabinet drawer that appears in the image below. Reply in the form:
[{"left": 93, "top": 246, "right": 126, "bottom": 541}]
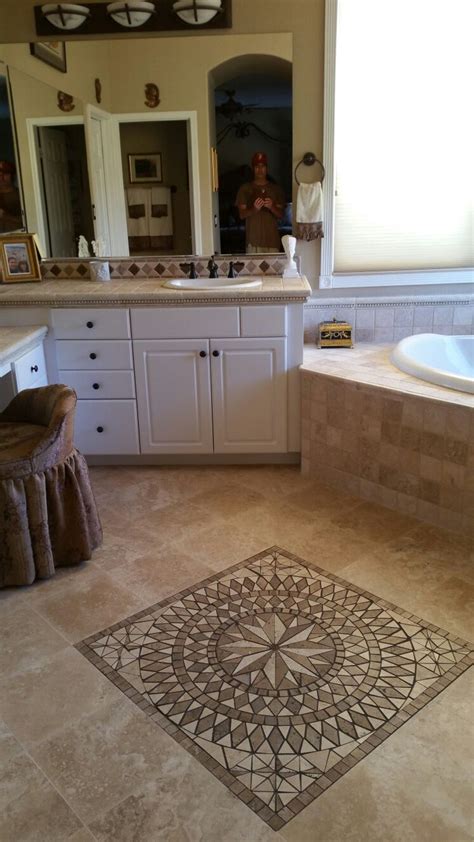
[
  {"left": 74, "top": 400, "right": 139, "bottom": 454},
  {"left": 58, "top": 370, "right": 135, "bottom": 400},
  {"left": 240, "top": 306, "right": 287, "bottom": 337},
  {"left": 56, "top": 340, "right": 133, "bottom": 370},
  {"left": 13, "top": 344, "right": 48, "bottom": 391},
  {"left": 131, "top": 307, "right": 240, "bottom": 339},
  {"left": 52, "top": 308, "right": 130, "bottom": 340}
]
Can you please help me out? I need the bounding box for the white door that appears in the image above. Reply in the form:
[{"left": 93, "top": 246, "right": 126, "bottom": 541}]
[
  {"left": 84, "top": 106, "right": 112, "bottom": 254},
  {"left": 210, "top": 338, "right": 287, "bottom": 453},
  {"left": 133, "top": 339, "right": 213, "bottom": 454},
  {"left": 37, "top": 127, "right": 75, "bottom": 256}
]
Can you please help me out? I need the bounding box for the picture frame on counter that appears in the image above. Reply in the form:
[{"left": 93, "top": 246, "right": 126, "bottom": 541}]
[
  {"left": 30, "top": 41, "right": 67, "bottom": 73},
  {"left": 128, "top": 152, "right": 162, "bottom": 184},
  {"left": 0, "top": 234, "right": 42, "bottom": 283}
]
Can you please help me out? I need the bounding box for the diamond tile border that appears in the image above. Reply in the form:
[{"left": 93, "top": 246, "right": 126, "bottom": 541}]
[
  {"left": 76, "top": 547, "right": 473, "bottom": 832},
  {"left": 41, "top": 256, "right": 286, "bottom": 280}
]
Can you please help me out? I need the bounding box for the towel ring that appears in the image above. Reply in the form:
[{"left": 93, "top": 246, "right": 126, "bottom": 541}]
[{"left": 294, "top": 151, "right": 325, "bottom": 185}]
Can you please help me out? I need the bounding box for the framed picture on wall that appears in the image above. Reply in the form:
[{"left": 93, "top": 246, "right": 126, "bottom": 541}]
[
  {"left": 128, "top": 153, "right": 162, "bottom": 184},
  {"left": 0, "top": 234, "right": 42, "bottom": 284},
  {"left": 30, "top": 41, "right": 67, "bottom": 73}
]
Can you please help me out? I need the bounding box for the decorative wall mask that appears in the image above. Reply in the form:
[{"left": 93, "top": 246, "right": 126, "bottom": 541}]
[
  {"left": 57, "top": 90, "right": 75, "bottom": 111},
  {"left": 144, "top": 83, "right": 160, "bottom": 108},
  {"left": 94, "top": 77, "right": 102, "bottom": 103}
]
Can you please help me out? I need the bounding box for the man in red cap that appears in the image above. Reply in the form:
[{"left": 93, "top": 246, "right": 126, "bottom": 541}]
[{"left": 235, "top": 152, "right": 285, "bottom": 253}]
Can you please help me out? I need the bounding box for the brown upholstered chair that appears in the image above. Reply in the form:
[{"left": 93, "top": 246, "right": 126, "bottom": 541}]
[{"left": 0, "top": 384, "right": 102, "bottom": 587}]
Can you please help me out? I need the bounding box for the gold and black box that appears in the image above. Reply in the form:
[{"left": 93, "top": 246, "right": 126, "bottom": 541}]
[{"left": 319, "top": 318, "right": 353, "bottom": 348}]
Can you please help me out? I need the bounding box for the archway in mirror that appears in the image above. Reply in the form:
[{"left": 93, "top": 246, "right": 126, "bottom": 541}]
[{"left": 211, "top": 55, "right": 292, "bottom": 256}]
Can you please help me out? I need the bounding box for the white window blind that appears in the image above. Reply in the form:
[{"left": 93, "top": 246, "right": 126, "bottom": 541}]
[{"left": 334, "top": 0, "right": 474, "bottom": 273}]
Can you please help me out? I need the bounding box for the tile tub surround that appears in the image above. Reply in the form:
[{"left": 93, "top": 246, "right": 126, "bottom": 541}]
[
  {"left": 304, "top": 296, "right": 474, "bottom": 343},
  {"left": 1, "top": 464, "right": 473, "bottom": 841},
  {"left": 301, "top": 345, "right": 474, "bottom": 536},
  {"left": 77, "top": 546, "right": 473, "bottom": 832}
]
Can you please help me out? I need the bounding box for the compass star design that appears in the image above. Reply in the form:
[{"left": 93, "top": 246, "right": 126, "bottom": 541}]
[{"left": 216, "top": 611, "right": 337, "bottom": 691}]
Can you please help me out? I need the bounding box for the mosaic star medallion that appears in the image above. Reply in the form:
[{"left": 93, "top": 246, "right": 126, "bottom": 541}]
[{"left": 77, "top": 547, "right": 473, "bottom": 831}]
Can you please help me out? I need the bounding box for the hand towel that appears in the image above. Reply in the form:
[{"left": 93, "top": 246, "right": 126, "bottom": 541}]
[
  {"left": 294, "top": 181, "right": 324, "bottom": 240},
  {"left": 150, "top": 186, "right": 173, "bottom": 235},
  {"left": 126, "top": 188, "right": 148, "bottom": 237}
]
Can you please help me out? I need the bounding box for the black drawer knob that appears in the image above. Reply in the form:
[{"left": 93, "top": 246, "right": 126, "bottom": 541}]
[
  {"left": 92, "top": 383, "right": 100, "bottom": 390},
  {"left": 30, "top": 365, "right": 39, "bottom": 373},
  {"left": 96, "top": 426, "right": 104, "bottom": 433},
  {"left": 89, "top": 352, "right": 97, "bottom": 360},
  {"left": 199, "top": 350, "right": 207, "bottom": 358},
  {"left": 86, "top": 321, "right": 94, "bottom": 329},
  {"left": 212, "top": 350, "right": 220, "bottom": 357}
]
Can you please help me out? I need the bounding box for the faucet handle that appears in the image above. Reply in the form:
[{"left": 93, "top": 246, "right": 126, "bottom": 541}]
[
  {"left": 207, "top": 257, "right": 218, "bottom": 278},
  {"left": 228, "top": 261, "right": 236, "bottom": 279},
  {"left": 179, "top": 261, "right": 197, "bottom": 279}
]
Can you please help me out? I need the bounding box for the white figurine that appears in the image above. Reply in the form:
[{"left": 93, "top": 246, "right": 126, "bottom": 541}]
[
  {"left": 91, "top": 238, "right": 106, "bottom": 258},
  {"left": 77, "top": 235, "right": 90, "bottom": 258},
  {"left": 281, "top": 234, "right": 300, "bottom": 278}
]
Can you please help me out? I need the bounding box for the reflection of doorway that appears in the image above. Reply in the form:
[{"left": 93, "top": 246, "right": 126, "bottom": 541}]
[
  {"left": 213, "top": 60, "right": 292, "bottom": 255},
  {"left": 35, "top": 124, "right": 93, "bottom": 257},
  {"left": 119, "top": 120, "right": 192, "bottom": 256}
]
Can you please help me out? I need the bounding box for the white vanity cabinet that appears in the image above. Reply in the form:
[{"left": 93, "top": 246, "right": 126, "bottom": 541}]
[
  {"left": 133, "top": 336, "right": 286, "bottom": 454},
  {"left": 12, "top": 342, "right": 48, "bottom": 392},
  {"left": 51, "top": 308, "right": 140, "bottom": 455}
]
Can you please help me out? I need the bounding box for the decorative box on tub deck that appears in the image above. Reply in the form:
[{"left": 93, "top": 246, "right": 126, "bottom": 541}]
[{"left": 319, "top": 318, "right": 353, "bottom": 348}]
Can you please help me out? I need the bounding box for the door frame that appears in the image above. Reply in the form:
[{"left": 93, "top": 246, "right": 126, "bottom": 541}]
[
  {"left": 26, "top": 115, "right": 84, "bottom": 257},
  {"left": 110, "top": 110, "right": 202, "bottom": 256}
]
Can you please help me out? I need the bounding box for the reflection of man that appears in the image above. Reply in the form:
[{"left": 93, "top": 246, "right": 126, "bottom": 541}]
[
  {"left": 0, "top": 161, "right": 22, "bottom": 234},
  {"left": 235, "top": 152, "right": 285, "bottom": 253}
]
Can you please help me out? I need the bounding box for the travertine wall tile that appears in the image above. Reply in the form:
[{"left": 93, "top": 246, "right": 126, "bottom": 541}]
[{"left": 302, "top": 370, "right": 473, "bottom": 536}]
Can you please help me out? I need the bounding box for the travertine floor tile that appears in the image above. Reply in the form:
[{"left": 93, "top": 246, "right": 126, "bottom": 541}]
[
  {"left": 1, "top": 464, "right": 472, "bottom": 840},
  {"left": 0, "top": 647, "right": 123, "bottom": 746},
  {"left": 30, "top": 568, "right": 144, "bottom": 642},
  {"left": 0, "top": 753, "right": 83, "bottom": 842},
  {"left": 0, "top": 604, "right": 68, "bottom": 677}
]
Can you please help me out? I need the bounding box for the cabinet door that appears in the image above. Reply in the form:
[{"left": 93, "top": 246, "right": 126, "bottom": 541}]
[
  {"left": 133, "top": 339, "right": 213, "bottom": 454},
  {"left": 210, "top": 338, "right": 287, "bottom": 453}
]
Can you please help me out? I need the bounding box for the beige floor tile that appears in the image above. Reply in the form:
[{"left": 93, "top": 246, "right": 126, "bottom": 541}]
[
  {"left": 29, "top": 697, "right": 190, "bottom": 824},
  {"left": 0, "top": 756, "right": 83, "bottom": 842},
  {"left": 1, "top": 463, "right": 472, "bottom": 839},
  {"left": 171, "top": 522, "right": 269, "bottom": 572},
  {"left": 0, "top": 647, "right": 123, "bottom": 747},
  {"left": 111, "top": 545, "right": 214, "bottom": 602},
  {"left": 0, "top": 604, "right": 68, "bottom": 677},
  {"left": 88, "top": 752, "right": 280, "bottom": 842},
  {"left": 29, "top": 568, "right": 144, "bottom": 643}
]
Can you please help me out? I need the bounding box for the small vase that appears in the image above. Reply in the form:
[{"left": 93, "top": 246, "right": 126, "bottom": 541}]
[{"left": 90, "top": 260, "right": 111, "bottom": 282}]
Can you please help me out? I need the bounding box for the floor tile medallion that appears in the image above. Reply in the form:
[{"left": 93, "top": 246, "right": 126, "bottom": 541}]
[{"left": 77, "top": 548, "right": 473, "bottom": 831}]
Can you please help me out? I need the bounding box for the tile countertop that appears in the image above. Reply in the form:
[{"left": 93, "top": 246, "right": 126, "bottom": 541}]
[
  {"left": 0, "top": 276, "right": 312, "bottom": 307},
  {"left": 0, "top": 325, "right": 48, "bottom": 371},
  {"left": 302, "top": 342, "right": 474, "bottom": 408}
]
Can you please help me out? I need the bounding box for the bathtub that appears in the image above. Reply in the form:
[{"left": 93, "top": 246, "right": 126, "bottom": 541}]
[{"left": 391, "top": 333, "right": 474, "bottom": 393}]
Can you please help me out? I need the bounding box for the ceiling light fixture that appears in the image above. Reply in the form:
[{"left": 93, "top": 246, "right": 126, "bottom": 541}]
[
  {"left": 41, "top": 3, "right": 90, "bottom": 30},
  {"left": 106, "top": 1, "right": 156, "bottom": 27},
  {"left": 172, "top": 0, "right": 222, "bottom": 26}
]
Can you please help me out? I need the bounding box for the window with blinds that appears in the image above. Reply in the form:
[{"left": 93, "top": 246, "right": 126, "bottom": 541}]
[{"left": 334, "top": 0, "right": 473, "bottom": 274}]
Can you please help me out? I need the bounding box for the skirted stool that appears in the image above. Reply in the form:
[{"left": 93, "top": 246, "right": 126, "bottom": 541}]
[{"left": 0, "top": 384, "right": 102, "bottom": 587}]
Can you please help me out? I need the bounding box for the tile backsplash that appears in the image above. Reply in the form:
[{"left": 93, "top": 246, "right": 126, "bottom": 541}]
[
  {"left": 304, "top": 297, "right": 474, "bottom": 343},
  {"left": 40, "top": 255, "right": 286, "bottom": 281}
]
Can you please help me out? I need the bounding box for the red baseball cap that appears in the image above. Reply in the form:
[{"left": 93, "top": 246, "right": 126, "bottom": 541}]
[{"left": 251, "top": 151, "right": 267, "bottom": 167}]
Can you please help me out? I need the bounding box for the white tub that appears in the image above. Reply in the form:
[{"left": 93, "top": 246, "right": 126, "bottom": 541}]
[{"left": 391, "top": 333, "right": 474, "bottom": 393}]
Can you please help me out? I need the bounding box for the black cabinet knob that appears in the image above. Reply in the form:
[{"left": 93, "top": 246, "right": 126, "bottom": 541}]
[
  {"left": 89, "top": 352, "right": 97, "bottom": 360},
  {"left": 86, "top": 321, "right": 94, "bottom": 329},
  {"left": 30, "top": 365, "right": 39, "bottom": 373},
  {"left": 212, "top": 350, "right": 220, "bottom": 357},
  {"left": 96, "top": 426, "right": 104, "bottom": 433},
  {"left": 199, "top": 351, "right": 207, "bottom": 358},
  {"left": 92, "top": 383, "right": 100, "bottom": 390}
]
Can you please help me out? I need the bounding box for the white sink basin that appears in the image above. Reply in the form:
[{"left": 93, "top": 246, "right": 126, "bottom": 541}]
[{"left": 164, "top": 277, "right": 262, "bottom": 291}]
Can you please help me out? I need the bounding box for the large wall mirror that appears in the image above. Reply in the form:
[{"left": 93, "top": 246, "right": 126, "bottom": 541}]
[{"left": 0, "top": 33, "right": 293, "bottom": 260}]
